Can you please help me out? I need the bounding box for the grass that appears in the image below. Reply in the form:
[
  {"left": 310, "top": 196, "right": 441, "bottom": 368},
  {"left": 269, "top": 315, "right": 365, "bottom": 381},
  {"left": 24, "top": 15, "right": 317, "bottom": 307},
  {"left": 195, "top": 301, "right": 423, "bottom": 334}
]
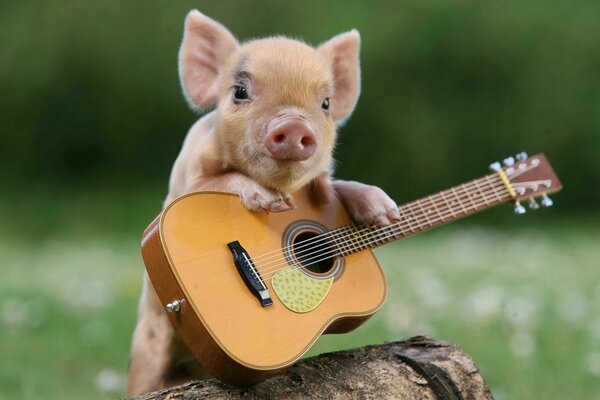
[
  {"left": 1, "top": 192, "right": 598, "bottom": 399},
  {"left": 310, "top": 221, "right": 600, "bottom": 399}
]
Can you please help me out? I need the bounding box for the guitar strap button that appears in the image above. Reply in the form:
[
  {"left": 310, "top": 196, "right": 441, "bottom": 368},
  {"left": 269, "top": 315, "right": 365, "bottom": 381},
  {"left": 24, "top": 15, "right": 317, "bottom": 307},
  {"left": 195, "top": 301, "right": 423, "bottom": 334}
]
[{"left": 166, "top": 299, "right": 182, "bottom": 313}]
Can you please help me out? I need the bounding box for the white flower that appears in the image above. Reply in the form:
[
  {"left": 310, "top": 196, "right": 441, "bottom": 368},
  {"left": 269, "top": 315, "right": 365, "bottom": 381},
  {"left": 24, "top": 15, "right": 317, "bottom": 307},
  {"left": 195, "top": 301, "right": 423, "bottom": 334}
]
[{"left": 95, "top": 368, "right": 123, "bottom": 393}]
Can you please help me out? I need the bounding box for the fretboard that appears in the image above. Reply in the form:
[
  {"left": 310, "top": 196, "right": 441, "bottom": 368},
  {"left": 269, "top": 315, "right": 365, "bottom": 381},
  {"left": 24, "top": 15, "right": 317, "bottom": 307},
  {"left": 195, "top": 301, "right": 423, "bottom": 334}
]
[{"left": 329, "top": 173, "right": 511, "bottom": 256}]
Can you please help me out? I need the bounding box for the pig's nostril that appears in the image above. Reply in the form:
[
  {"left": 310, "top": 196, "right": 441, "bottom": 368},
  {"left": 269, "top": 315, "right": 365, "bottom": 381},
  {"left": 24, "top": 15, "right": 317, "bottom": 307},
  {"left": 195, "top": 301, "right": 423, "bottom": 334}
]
[
  {"left": 301, "top": 136, "right": 315, "bottom": 146},
  {"left": 274, "top": 134, "right": 286, "bottom": 143},
  {"left": 265, "top": 118, "right": 316, "bottom": 160}
]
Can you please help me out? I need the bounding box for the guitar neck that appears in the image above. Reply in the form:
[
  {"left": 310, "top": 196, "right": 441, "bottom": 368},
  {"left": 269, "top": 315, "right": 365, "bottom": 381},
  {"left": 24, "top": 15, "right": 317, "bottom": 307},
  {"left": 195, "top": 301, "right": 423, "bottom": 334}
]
[{"left": 331, "top": 173, "right": 511, "bottom": 256}]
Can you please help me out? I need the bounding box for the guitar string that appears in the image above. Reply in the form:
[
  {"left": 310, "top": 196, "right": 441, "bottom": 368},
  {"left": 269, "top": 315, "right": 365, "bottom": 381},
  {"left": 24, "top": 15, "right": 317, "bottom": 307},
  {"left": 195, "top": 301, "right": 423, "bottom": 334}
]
[
  {"left": 244, "top": 179, "right": 492, "bottom": 266},
  {"left": 199, "top": 177, "right": 503, "bottom": 290},
  {"left": 326, "top": 173, "right": 508, "bottom": 258},
  {"left": 260, "top": 189, "right": 512, "bottom": 281},
  {"left": 197, "top": 175, "right": 507, "bottom": 289},
  {"left": 324, "top": 176, "right": 511, "bottom": 263},
  {"left": 248, "top": 175, "right": 503, "bottom": 268},
  {"left": 197, "top": 175, "right": 506, "bottom": 289},
  {"left": 256, "top": 182, "right": 510, "bottom": 281},
  {"left": 253, "top": 182, "right": 501, "bottom": 277},
  {"left": 246, "top": 176, "right": 501, "bottom": 265},
  {"left": 248, "top": 174, "right": 502, "bottom": 263},
  {"left": 331, "top": 173, "right": 507, "bottom": 253},
  {"left": 251, "top": 175, "right": 504, "bottom": 273}
]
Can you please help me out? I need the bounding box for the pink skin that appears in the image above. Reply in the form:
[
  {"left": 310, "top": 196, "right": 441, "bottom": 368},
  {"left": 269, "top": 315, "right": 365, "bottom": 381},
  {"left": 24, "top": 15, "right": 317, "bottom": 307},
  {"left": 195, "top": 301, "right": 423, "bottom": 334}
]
[
  {"left": 127, "top": 10, "right": 401, "bottom": 397},
  {"left": 333, "top": 180, "right": 401, "bottom": 225},
  {"left": 265, "top": 112, "right": 317, "bottom": 161}
]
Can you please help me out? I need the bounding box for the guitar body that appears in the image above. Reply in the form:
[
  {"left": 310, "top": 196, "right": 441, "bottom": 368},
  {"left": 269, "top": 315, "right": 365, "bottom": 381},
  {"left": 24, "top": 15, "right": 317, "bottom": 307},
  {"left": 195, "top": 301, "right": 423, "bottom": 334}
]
[{"left": 142, "top": 188, "right": 387, "bottom": 386}]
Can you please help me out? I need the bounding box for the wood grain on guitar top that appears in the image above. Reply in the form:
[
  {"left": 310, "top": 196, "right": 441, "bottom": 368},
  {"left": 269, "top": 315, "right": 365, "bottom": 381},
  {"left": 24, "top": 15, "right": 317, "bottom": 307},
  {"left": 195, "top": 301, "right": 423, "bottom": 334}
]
[{"left": 142, "top": 188, "right": 387, "bottom": 386}]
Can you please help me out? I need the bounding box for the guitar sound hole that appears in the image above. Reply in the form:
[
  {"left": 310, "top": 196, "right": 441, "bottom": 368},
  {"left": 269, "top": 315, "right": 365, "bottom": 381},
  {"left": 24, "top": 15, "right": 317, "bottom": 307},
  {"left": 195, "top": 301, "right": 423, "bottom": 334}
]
[{"left": 292, "top": 232, "right": 335, "bottom": 274}]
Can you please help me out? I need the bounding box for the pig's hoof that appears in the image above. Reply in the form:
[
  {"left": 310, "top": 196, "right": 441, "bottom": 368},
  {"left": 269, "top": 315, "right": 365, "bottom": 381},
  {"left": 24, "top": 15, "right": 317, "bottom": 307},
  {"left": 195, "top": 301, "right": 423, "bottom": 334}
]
[
  {"left": 239, "top": 186, "right": 294, "bottom": 213},
  {"left": 364, "top": 206, "right": 401, "bottom": 226},
  {"left": 356, "top": 206, "right": 400, "bottom": 226},
  {"left": 347, "top": 186, "right": 400, "bottom": 226}
]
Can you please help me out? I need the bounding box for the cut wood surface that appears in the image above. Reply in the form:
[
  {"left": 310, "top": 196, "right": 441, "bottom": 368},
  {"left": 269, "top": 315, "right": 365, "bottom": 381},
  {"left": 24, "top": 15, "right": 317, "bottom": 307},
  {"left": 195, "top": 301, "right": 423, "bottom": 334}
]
[{"left": 131, "top": 336, "right": 494, "bottom": 400}]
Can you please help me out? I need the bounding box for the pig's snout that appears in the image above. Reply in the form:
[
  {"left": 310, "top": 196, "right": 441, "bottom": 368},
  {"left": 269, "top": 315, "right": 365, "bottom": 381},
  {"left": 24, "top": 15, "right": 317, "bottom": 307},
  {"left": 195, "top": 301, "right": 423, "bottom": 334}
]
[{"left": 265, "top": 117, "right": 317, "bottom": 161}]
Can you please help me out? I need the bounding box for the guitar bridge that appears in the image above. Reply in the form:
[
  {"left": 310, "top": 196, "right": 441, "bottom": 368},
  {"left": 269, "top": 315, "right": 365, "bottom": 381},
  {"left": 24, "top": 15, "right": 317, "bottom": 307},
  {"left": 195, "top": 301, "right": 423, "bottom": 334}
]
[{"left": 227, "top": 241, "right": 273, "bottom": 307}]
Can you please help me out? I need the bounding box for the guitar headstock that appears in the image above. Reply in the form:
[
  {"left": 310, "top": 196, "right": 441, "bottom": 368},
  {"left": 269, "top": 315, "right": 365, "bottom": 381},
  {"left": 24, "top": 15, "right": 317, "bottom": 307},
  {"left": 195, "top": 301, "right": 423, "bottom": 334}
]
[{"left": 489, "top": 152, "right": 563, "bottom": 214}]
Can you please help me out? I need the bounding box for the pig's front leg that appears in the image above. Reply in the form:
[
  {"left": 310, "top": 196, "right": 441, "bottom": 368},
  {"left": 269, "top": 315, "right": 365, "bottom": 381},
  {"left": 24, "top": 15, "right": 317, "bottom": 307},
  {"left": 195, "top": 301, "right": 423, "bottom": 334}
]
[
  {"left": 187, "top": 171, "right": 295, "bottom": 212},
  {"left": 332, "top": 180, "right": 400, "bottom": 226}
]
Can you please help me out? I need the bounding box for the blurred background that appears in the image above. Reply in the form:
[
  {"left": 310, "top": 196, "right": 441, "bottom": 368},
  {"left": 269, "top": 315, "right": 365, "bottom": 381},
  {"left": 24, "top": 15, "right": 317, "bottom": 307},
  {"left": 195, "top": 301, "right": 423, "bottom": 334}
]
[{"left": 1, "top": 1, "right": 598, "bottom": 399}]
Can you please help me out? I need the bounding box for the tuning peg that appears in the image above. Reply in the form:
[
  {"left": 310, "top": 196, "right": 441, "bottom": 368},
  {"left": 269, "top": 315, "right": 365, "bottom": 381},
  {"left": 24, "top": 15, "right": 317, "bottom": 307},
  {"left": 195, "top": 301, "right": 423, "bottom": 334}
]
[
  {"left": 489, "top": 162, "right": 501, "bottom": 172},
  {"left": 516, "top": 152, "right": 528, "bottom": 161},
  {"left": 540, "top": 193, "right": 553, "bottom": 207},
  {"left": 503, "top": 156, "right": 515, "bottom": 166},
  {"left": 514, "top": 201, "right": 526, "bottom": 215},
  {"left": 528, "top": 197, "right": 540, "bottom": 210}
]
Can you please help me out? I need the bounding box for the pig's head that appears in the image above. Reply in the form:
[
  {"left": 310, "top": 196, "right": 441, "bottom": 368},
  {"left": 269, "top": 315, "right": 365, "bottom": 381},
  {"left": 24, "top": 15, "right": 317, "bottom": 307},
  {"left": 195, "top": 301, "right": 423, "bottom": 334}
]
[{"left": 179, "top": 10, "right": 360, "bottom": 193}]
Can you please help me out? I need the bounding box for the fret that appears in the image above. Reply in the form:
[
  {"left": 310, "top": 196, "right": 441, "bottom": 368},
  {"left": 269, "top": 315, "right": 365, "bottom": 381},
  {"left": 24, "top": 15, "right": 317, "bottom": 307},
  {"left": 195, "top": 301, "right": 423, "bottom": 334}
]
[
  {"left": 474, "top": 178, "right": 490, "bottom": 206},
  {"left": 329, "top": 227, "right": 341, "bottom": 255},
  {"left": 398, "top": 205, "right": 416, "bottom": 233},
  {"left": 344, "top": 225, "right": 356, "bottom": 254},
  {"left": 388, "top": 221, "right": 403, "bottom": 240},
  {"left": 330, "top": 227, "right": 343, "bottom": 256},
  {"left": 393, "top": 220, "right": 406, "bottom": 238},
  {"left": 362, "top": 224, "right": 395, "bottom": 250},
  {"left": 327, "top": 171, "right": 520, "bottom": 255},
  {"left": 356, "top": 226, "right": 368, "bottom": 251},
  {"left": 365, "top": 226, "right": 381, "bottom": 246},
  {"left": 451, "top": 187, "right": 468, "bottom": 215},
  {"left": 354, "top": 226, "right": 367, "bottom": 251},
  {"left": 417, "top": 199, "right": 433, "bottom": 227},
  {"left": 429, "top": 195, "right": 444, "bottom": 222},
  {"left": 486, "top": 174, "right": 502, "bottom": 202},
  {"left": 379, "top": 225, "right": 392, "bottom": 244},
  {"left": 397, "top": 207, "right": 409, "bottom": 233},
  {"left": 349, "top": 226, "right": 362, "bottom": 253},
  {"left": 372, "top": 225, "right": 386, "bottom": 245},
  {"left": 369, "top": 228, "right": 378, "bottom": 247},
  {"left": 362, "top": 226, "right": 377, "bottom": 248},
  {"left": 411, "top": 201, "right": 429, "bottom": 230},
  {"left": 461, "top": 183, "right": 478, "bottom": 211},
  {"left": 341, "top": 228, "right": 351, "bottom": 255},
  {"left": 386, "top": 216, "right": 404, "bottom": 242},
  {"left": 332, "top": 226, "right": 350, "bottom": 256},
  {"left": 439, "top": 190, "right": 456, "bottom": 218},
  {"left": 346, "top": 226, "right": 357, "bottom": 255},
  {"left": 403, "top": 203, "right": 423, "bottom": 232},
  {"left": 364, "top": 226, "right": 376, "bottom": 247}
]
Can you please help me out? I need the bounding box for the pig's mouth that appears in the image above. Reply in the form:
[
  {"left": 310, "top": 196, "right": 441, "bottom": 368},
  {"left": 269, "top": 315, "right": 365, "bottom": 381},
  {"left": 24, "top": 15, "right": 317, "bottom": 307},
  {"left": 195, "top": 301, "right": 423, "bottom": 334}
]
[
  {"left": 264, "top": 152, "right": 314, "bottom": 175},
  {"left": 244, "top": 145, "right": 318, "bottom": 191},
  {"left": 246, "top": 144, "right": 313, "bottom": 168}
]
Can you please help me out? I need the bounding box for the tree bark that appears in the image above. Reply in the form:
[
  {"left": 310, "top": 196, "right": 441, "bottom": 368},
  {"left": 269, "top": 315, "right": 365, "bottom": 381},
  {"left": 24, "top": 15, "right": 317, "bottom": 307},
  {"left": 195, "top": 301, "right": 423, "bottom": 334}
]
[{"left": 131, "top": 336, "right": 494, "bottom": 400}]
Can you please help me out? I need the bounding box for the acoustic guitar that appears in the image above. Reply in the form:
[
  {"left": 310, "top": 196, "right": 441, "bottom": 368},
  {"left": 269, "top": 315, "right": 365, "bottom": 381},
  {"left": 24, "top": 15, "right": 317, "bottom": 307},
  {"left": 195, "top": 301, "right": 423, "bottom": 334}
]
[{"left": 142, "top": 152, "right": 562, "bottom": 386}]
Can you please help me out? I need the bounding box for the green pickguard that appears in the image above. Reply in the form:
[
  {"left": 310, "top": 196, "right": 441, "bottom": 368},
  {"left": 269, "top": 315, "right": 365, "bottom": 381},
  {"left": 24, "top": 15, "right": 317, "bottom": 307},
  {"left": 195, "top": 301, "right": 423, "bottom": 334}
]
[{"left": 271, "top": 267, "right": 333, "bottom": 313}]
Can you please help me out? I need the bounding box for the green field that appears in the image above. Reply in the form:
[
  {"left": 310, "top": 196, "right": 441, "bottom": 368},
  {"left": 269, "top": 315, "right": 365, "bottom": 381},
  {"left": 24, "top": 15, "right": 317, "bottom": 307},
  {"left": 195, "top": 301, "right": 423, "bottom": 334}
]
[
  {"left": 2, "top": 1, "right": 599, "bottom": 398},
  {"left": 1, "top": 194, "right": 598, "bottom": 399}
]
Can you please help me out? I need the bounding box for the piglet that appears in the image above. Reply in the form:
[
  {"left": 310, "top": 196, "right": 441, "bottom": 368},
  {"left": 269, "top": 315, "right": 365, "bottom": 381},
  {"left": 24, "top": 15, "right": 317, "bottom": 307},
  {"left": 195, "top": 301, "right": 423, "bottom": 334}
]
[{"left": 127, "top": 10, "right": 400, "bottom": 396}]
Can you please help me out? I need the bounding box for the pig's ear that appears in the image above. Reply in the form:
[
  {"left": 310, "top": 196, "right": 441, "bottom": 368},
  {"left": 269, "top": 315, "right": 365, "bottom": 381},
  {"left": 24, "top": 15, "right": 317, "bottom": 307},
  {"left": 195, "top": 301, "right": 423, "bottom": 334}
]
[
  {"left": 179, "top": 10, "right": 239, "bottom": 110},
  {"left": 318, "top": 30, "right": 361, "bottom": 125}
]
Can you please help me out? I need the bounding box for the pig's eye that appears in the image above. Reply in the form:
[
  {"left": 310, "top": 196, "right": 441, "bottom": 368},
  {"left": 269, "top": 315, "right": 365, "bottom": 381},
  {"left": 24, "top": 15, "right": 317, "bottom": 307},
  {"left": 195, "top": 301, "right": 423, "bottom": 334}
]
[
  {"left": 233, "top": 85, "right": 249, "bottom": 101},
  {"left": 321, "top": 98, "right": 330, "bottom": 111}
]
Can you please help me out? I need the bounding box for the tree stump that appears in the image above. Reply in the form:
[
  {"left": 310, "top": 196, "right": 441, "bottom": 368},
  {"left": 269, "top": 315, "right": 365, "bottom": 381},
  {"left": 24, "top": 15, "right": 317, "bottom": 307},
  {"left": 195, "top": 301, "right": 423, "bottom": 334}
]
[{"left": 131, "top": 336, "right": 493, "bottom": 400}]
